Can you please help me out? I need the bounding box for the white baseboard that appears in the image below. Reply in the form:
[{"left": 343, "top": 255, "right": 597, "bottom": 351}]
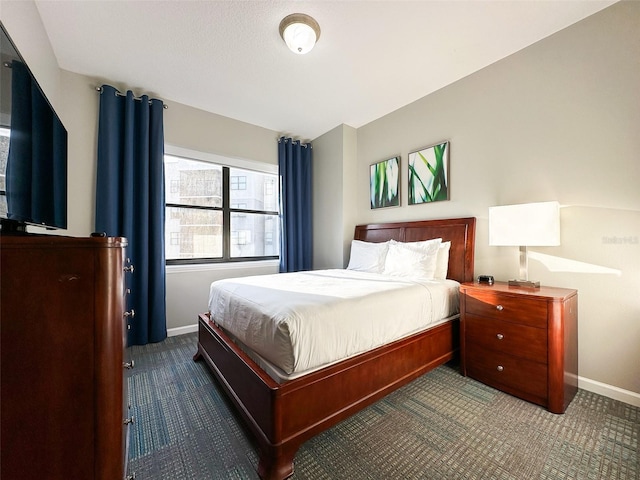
[
  {"left": 163, "top": 325, "right": 640, "bottom": 408},
  {"left": 167, "top": 324, "right": 198, "bottom": 337},
  {"left": 579, "top": 376, "right": 640, "bottom": 407}
]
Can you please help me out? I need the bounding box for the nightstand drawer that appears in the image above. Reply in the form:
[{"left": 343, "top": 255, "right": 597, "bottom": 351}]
[
  {"left": 465, "top": 314, "right": 547, "bottom": 363},
  {"left": 465, "top": 343, "right": 548, "bottom": 402},
  {"left": 464, "top": 290, "right": 547, "bottom": 327}
]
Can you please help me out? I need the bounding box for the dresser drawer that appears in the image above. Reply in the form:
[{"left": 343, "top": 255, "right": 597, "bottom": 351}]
[
  {"left": 464, "top": 290, "right": 547, "bottom": 328},
  {"left": 466, "top": 343, "right": 548, "bottom": 402},
  {"left": 465, "top": 314, "right": 547, "bottom": 363}
]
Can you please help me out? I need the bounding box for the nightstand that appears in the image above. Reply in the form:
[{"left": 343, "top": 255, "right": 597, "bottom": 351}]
[{"left": 460, "top": 282, "right": 578, "bottom": 413}]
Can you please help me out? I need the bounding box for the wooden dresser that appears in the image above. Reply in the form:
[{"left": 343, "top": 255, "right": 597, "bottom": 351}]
[
  {"left": 0, "top": 234, "right": 133, "bottom": 479},
  {"left": 460, "top": 282, "right": 578, "bottom": 413}
]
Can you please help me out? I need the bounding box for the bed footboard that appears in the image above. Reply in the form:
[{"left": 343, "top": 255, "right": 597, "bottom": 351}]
[
  {"left": 194, "top": 314, "right": 292, "bottom": 479},
  {"left": 194, "top": 313, "right": 459, "bottom": 480}
]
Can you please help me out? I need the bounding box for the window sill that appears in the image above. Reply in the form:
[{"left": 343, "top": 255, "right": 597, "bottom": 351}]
[{"left": 166, "top": 259, "right": 279, "bottom": 274}]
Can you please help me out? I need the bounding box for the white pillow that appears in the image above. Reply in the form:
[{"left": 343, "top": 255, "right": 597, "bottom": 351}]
[
  {"left": 383, "top": 239, "right": 441, "bottom": 279},
  {"left": 346, "top": 240, "right": 389, "bottom": 273},
  {"left": 434, "top": 241, "right": 451, "bottom": 280},
  {"left": 390, "top": 238, "right": 442, "bottom": 252}
]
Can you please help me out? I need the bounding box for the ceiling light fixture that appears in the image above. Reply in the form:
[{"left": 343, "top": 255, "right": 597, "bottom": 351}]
[{"left": 279, "top": 13, "right": 321, "bottom": 55}]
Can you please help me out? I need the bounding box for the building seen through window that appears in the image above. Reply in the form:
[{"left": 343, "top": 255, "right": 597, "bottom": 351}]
[{"left": 164, "top": 154, "right": 279, "bottom": 263}]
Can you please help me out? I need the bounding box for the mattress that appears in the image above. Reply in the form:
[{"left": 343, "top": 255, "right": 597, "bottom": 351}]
[
  {"left": 208, "top": 269, "right": 460, "bottom": 377},
  {"left": 226, "top": 313, "right": 458, "bottom": 384}
]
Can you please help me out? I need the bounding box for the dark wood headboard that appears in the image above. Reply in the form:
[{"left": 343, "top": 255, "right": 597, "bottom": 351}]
[{"left": 353, "top": 217, "right": 476, "bottom": 284}]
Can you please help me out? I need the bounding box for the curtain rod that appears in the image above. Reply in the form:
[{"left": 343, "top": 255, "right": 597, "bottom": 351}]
[
  {"left": 95, "top": 86, "right": 168, "bottom": 109},
  {"left": 278, "top": 137, "right": 311, "bottom": 148}
]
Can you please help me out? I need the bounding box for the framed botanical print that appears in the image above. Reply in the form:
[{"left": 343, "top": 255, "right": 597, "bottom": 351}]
[
  {"left": 370, "top": 156, "right": 400, "bottom": 209},
  {"left": 408, "top": 141, "right": 449, "bottom": 205}
]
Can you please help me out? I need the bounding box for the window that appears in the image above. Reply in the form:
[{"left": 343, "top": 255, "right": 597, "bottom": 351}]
[
  {"left": 170, "top": 232, "right": 180, "bottom": 246},
  {"left": 231, "top": 230, "right": 250, "bottom": 245},
  {"left": 230, "top": 175, "right": 247, "bottom": 190},
  {"left": 164, "top": 153, "right": 279, "bottom": 264},
  {"left": 264, "top": 180, "right": 275, "bottom": 196}
]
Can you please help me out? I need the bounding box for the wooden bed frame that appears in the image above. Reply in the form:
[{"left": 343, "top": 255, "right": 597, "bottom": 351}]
[{"left": 194, "top": 217, "right": 476, "bottom": 479}]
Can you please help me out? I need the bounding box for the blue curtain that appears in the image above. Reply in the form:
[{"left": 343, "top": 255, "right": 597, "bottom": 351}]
[
  {"left": 95, "top": 85, "right": 166, "bottom": 345},
  {"left": 278, "top": 137, "right": 312, "bottom": 272}
]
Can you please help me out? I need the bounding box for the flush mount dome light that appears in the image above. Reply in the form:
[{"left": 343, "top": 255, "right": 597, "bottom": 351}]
[{"left": 279, "top": 13, "right": 321, "bottom": 54}]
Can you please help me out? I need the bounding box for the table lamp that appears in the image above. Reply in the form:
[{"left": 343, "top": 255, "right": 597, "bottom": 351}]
[{"left": 489, "top": 201, "right": 560, "bottom": 288}]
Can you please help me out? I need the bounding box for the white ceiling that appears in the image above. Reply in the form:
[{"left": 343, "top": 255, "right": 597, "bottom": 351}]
[{"left": 35, "top": 0, "right": 616, "bottom": 141}]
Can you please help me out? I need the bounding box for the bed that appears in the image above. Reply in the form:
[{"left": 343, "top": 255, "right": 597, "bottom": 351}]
[{"left": 194, "top": 217, "right": 476, "bottom": 479}]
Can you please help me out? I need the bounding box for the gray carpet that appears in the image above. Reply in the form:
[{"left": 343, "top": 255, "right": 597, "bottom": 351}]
[{"left": 127, "top": 333, "right": 639, "bottom": 479}]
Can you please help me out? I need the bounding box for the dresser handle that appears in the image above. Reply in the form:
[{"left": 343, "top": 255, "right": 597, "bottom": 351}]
[
  {"left": 124, "top": 257, "right": 134, "bottom": 273},
  {"left": 496, "top": 333, "right": 504, "bottom": 340},
  {"left": 124, "top": 309, "right": 135, "bottom": 319},
  {"left": 496, "top": 305, "right": 504, "bottom": 311},
  {"left": 123, "top": 360, "right": 135, "bottom": 370},
  {"left": 496, "top": 365, "right": 504, "bottom": 372},
  {"left": 124, "top": 416, "right": 135, "bottom": 425}
]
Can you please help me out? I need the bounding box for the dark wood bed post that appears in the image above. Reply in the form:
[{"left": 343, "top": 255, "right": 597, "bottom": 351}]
[
  {"left": 194, "top": 217, "right": 476, "bottom": 480},
  {"left": 193, "top": 315, "right": 300, "bottom": 479},
  {"left": 258, "top": 445, "right": 297, "bottom": 480}
]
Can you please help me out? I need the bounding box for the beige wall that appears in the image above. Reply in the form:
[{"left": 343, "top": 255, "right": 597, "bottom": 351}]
[
  {"left": 348, "top": 1, "right": 639, "bottom": 398},
  {"left": 312, "top": 124, "right": 358, "bottom": 269},
  {"left": 164, "top": 101, "right": 278, "bottom": 166}
]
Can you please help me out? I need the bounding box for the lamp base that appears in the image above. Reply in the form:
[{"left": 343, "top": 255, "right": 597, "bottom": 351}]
[{"left": 508, "top": 279, "right": 541, "bottom": 289}]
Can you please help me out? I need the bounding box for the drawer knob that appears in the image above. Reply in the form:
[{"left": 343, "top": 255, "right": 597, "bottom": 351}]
[
  {"left": 496, "top": 333, "right": 504, "bottom": 340},
  {"left": 496, "top": 365, "right": 504, "bottom": 372},
  {"left": 124, "top": 416, "right": 135, "bottom": 425},
  {"left": 496, "top": 304, "right": 504, "bottom": 311}
]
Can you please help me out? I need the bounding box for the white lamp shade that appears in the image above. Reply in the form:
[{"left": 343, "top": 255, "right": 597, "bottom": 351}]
[
  {"left": 279, "top": 14, "right": 320, "bottom": 55},
  {"left": 489, "top": 201, "right": 560, "bottom": 246}
]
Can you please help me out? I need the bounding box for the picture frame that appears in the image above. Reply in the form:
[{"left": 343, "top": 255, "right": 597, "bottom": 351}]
[
  {"left": 408, "top": 141, "right": 449, "bottom": 205},
  {"left": 370, "top": 156, "right": 400, "bottom": 209}
]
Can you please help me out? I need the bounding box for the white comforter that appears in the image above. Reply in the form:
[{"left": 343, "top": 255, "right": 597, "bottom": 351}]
[{"left": 208, "top": 269, "right": 459, "bottom": 375}]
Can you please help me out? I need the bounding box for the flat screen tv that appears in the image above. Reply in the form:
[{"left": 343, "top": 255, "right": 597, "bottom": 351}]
[{"left": 0, "top": 22, "right": 68, "bottom": 233}]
